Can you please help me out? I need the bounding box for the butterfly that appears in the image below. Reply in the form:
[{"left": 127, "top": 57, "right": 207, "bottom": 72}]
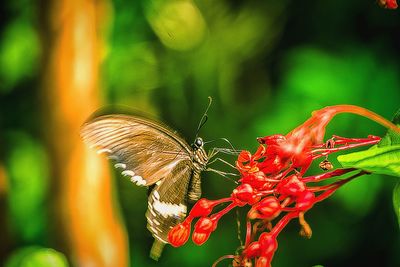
[{"left": 80, "top": 111, "right": 209, "bottom": 259}]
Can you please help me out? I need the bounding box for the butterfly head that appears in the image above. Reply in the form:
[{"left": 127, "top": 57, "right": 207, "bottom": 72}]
[
  {"left": 191, "top": 137, "right": 208, "bottom": 172},
  {"left": 193, "top": 137, "right": 204, "bottom": 150}
]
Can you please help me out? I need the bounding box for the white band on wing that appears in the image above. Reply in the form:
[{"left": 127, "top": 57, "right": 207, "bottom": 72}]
[
  {"left": 121, "top": 170, "right": 147, "bottom": 186},
  {"left": 152, "top": 199, "right": 187, "bottom": 218}
]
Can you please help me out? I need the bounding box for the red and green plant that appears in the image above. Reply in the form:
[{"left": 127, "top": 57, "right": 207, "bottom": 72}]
[
  {"left": 379, "top": 0, "right": 398, "bottom": 9},
  {"left": 168, "top": 105, "right": 400, "bottom": 267}
]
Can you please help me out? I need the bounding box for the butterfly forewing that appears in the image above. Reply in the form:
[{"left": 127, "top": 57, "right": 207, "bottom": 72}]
[{"left": 80, "top": 114, "right": 192, "bottom": 186}]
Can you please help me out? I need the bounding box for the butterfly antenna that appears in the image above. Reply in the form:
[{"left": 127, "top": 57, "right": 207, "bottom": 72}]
[
  {"left": 196, "top": 96, "right": 213, "bottom": 138},
  {"left": 204, "top": 137, "right": 236, "bottom": 150},
  {"left": 219, "top": 137, "right": 236, "bottom": 151}
]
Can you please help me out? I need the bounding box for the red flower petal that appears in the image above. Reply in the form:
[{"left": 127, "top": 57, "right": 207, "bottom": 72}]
[
  {"left": 192, "top": 230, "right": 211, "bottom": 245},
  {"left": 248, "top": 196, "right": 281, "bottom": 220},
  {"left": 253, "top": 145, "right": 266, "bottom": 160},
  {"left": 238, "top": 150, "right": 252, "bottom": 163},
  {"left": 256, "top": 256, "right": 270, "bottom": 267},
  {"left": 168, "top": 222, "right": 190, "bottom": 247},
  {"left": 259, "top": 233, "right": 278, "bottom": 256},
  {"left": 232, "top": 183, "right": 256, "bottom": 206},
  {"left": 194, "top": 217, "right": 215, "bottom": 232},
  {"left": 296, "top": 190, "right": 315, "bottom": 211},
  {"left": 243, "top": 241, "right": 262, "bottom": 258},
  {"left": 276, "top": 174, "right": 306, "bottom": 197}
]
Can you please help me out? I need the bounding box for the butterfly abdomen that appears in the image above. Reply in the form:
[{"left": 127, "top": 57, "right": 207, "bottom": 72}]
[{"left": 188, "top": 171, "right": 202, "bottom": 202}]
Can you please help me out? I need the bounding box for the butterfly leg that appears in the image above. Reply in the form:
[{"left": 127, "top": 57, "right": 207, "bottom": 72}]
[
  {"left": 206, "top": 167, "right": 239, "bottom": 184},
  {"left": 207, "top": 156, "right": 237, "bottom": 170},
  {"left": 208, "top": 147, "right": 241, "bottom": 158}
]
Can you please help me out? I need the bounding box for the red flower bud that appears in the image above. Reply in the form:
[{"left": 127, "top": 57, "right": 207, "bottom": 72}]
[
  {"left": 192, "top": 216, "right": 218, "bottom": 245},
  {"left": 296, "top": 190, "right": 315, "bottom": 211},
  {"left": 276, "top": 174, "right": 306, "bottom": 197},
  {"left": 168, "top": 222, "right": 190, "bottom": 247},
  {"left": 236, "top": 146, "right": 266, "bottom": 175},
  {"left": 256, "top": 256, "right": 270, "bottom": 267},
  {"left": 240, "top": 171, "right": 268, "bottom": 191},
  {"left": 252, "top": 145, "right": 266, "bottom": 160},
  {"left": 248, "top": 196, "right": 281, "bottom": 220},
  {"left": 243, "top": 241, "right": 261, "bottom": 258},
  {"left": 192, "top": 230, "right": 211, "bottom": 245},
  {"left": 232, "top": 183, "right": 257, "bottom": 206},
  {"left": 379, "top": 0, "right": 398, "bottom": 9},
  {"left": 257, "top": 134, "right": 286, "bottom": 146},
  {"left": 194, "top": 217, "right": 215, "bottom": 233},
  {"left": 189, "top": 198, "right": 215, "bottom": 218},
  {"left": 259, "top": 155, "right": 285, "bottom": 175},
  {"left": 291, "top": 152, "right": 313, "bottom": 171},
  {"left": 258, "top": 233, "right": 278, "bottom": 256}
]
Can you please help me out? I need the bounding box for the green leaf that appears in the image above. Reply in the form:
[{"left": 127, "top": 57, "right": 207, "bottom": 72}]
[
  {"left": 337, "top": 108, "right": 400, "bottom": 177},
  {"left": 394, "top": 182, "right": 400, "bottom": 228},
  {"left": 337, "top": 145, "right": 400, "bottom": 177},
  {"left": 5, "top": 247, "right": 69, "bottom": 267},
  {"left": 378, "top": 108, "right": 400, "bottom": 146}
]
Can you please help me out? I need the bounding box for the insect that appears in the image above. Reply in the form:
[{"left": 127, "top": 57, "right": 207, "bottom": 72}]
[{"left": 80, "top": 101, "right": 231, "bottom": 259}]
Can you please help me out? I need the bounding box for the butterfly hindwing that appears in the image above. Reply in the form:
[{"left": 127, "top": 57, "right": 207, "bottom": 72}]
[
  {"left": 146, "top": 161, "right": 193, "bottom": 243},
  {"left": 80, "top": 114, "right": 192, "bottom": 186}
]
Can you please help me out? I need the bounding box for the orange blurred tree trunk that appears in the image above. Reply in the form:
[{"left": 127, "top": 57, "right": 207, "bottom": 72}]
[{"left": 40, "top": 1, "right": 129, "bottom": 266}]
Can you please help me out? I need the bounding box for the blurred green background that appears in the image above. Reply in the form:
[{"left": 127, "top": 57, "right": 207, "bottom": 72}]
[{"left": 0, "top": 0, "right": 399, "bottom": 266}]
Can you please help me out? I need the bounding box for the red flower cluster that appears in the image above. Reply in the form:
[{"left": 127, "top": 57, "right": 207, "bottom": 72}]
[
  {"left": 379, "top": 0, "right": 398, "bottom": 9},
  {"left": 168, "top": 105, "right": 400, "bottom": 267}
]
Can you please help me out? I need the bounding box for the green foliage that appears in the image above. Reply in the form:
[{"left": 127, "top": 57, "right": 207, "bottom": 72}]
[
  {"left": 5, "top": 247, "right": 69, "bottom": 267},
  {"left": 144, "top": 0, "right": 206, "bottom": 51},
  {"left": 1, "top": 0, "right": 400, "bottom": 267},
  {"left": 255, "top": 46, "right": 400, "bottom": 138},
  {"left": 378, "top": 109, "right": 400, "bottom": 146},
  {"left": 394, "top": 182, "right": 400, "bottom": 228},
  {"left": 337, "top": 110, "right": 400, "bottom": 177},
  {"left": 337, "top": 145, "right": 400, "bottom": 177},
  {"left": 0, "top": 18, "right": 40, "bottom": 92},
  {"left": 5, "top": 132, "right": 49, "bottom": 243},
  {"left": 337, "top": 110, "right": 400, "bottom": 234},
  {"left": 331, "top": 173, "right": 382, "bottom": 217}
]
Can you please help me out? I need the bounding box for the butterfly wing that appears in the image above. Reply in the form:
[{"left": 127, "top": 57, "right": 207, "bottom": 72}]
[
  {"left": 146, "top": 161, "right": 194, "bottom": 259},
  {"left": 80, "top": 114, "right": 193, "bottom": 186},
  {"left": 146, "top": 161, "right": 193, "bottom": 243},
  {"left": 81, "top": 113, "right": 202, "bottom": 258}
]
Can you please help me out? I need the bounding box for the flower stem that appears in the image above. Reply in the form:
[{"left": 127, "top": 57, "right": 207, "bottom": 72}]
[
  {"left": 318, "top": 105, "right": 400, "bottom": 133},
  {"left": 271, "top": 211, "right": 300, "bottom": 237},
  {"left": 312, "top": 138, "right": 381, "bottom": 159},
  {"left": 211, "top": 254, "right": 235, "bottom": 267},
  {"left": 212, "top": 202, "right": 237, "bottom": 221},
  {"left": 302, "top": 168, "right": 356, "bottom": 183},
  {"left": 314, "top": 171, "right": 367, "bottom": 201}
]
